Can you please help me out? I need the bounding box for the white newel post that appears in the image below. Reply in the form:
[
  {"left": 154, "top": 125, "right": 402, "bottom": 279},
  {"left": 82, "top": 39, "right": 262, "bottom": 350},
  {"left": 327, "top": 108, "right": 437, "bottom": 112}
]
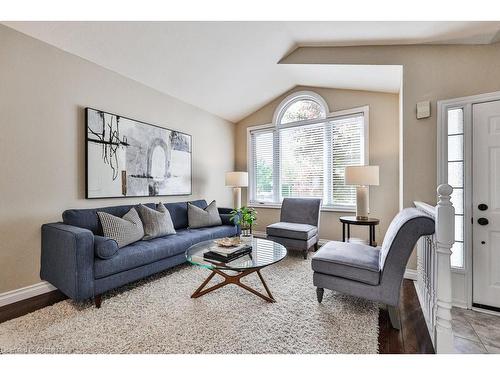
[{"left": 434, "top": 184, "right": 455, "bottom": 353}]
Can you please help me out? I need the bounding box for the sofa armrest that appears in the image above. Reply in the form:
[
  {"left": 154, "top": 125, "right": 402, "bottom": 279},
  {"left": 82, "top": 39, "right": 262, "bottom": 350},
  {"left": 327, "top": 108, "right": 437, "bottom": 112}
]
[
  {"left": 220, "top": 213, "right": 235, "bottom": 226},
  {"left": 41, "top": 222, "right": 95, "bottom": 301},
  {"left": 217, "top": 207, "right": 233, "bottom": 215},
  {"left": 217, "top": 208, "right": 241, "bottom": 235}
]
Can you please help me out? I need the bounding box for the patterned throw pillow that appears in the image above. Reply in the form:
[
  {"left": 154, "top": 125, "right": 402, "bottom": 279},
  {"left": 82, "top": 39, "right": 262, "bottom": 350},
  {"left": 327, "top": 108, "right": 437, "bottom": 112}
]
[
  {"left": 137, "top": 203, "right": 176, "bottom": 240},
  {"left": 187, "top": 200, "right": 222, "bottom": 229},
  {"left": 97, "top": 208, "right": 145, "bottom": 248}
]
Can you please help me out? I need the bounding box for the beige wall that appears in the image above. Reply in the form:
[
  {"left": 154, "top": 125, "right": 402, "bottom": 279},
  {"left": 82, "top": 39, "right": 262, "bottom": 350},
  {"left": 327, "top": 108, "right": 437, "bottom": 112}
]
[
  {"left": 0, "top": 25, "right": 235, "bottom": 293},
  {"left": 281, "top": 44, "right": 500, "bottom": 269},
  {"left": 235, "top": 86, "right": 400, "bottom": 246}
]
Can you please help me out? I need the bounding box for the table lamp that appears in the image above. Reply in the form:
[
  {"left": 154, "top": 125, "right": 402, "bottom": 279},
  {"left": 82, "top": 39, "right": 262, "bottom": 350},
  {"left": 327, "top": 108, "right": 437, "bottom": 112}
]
[
  {"left": 225, "top": 172, "right": 248, "bottom": 209},
  {"left": 345, "top": 165, "right": 379, "bottom": 220}
]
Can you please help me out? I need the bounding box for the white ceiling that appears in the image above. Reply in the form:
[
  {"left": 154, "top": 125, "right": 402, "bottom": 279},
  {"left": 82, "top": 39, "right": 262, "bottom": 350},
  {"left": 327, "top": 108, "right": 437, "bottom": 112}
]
[{"left": 4, "top": 21, "right": 500, "bottom": 122}]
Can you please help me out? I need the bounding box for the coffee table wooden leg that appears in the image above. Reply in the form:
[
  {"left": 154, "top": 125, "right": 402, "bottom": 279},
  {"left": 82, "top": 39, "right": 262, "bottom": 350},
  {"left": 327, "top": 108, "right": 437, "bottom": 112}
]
[
  {"left": 256, "top": 269, "right": 275, "bottom": 301},
  {"left": 191, "top": 270, "right": 218, "bottom": 298},
  {"left": 237, "top": 281, "right": 275, "bottom": 303},
  {"left": 190, "top": 268, "right": 276, "bottom": 303}
]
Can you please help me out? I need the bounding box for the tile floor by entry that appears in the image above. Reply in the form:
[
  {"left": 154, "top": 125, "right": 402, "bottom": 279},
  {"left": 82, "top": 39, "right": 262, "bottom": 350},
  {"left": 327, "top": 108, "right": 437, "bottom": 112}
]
[{"left": 452, "top": 307, "right": 500, "bottom": 353}]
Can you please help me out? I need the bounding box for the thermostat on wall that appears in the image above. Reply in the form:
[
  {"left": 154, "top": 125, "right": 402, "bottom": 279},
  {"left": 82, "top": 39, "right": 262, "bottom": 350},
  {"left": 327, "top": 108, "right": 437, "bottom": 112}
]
[{"left": 416, "top": 101, "right": 431, "bottom": 119}]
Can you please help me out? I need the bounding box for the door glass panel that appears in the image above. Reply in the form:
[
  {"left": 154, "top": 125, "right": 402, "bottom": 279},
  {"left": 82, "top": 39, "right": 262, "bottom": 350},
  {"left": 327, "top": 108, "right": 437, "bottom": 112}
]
[
  {"left": 451, "top": 242, "right": 464, "bottom": 268},
  {"left": 451, "top": 188, "right": 464, "bottom": 215},
  {"left": 455, "top": 215, "right": 464, "bottom": 242},
  {"left": 448, "top": 161, "right": 464, "bottom": 188},
  {"left": 448, "top": 108, "right": 464, "bottom": 134},
  {"left": 447, "top": 108, "right": 465, "bottom": 269},
  {"left": 448, "top": 134, "right": 463, "bottom": 161}
]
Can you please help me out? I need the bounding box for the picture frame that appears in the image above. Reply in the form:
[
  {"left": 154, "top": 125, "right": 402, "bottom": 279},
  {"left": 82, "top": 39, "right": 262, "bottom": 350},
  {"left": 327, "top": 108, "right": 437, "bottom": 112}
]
[{"left": 85, "top": 107, "right": 192, "bottom": 199}]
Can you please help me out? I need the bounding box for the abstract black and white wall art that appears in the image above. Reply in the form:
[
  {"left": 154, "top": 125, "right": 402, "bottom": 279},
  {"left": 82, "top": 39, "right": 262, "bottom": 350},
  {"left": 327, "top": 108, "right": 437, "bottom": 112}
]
[{"left": 86, "top": 108, "right": 192, "bottom": 198}]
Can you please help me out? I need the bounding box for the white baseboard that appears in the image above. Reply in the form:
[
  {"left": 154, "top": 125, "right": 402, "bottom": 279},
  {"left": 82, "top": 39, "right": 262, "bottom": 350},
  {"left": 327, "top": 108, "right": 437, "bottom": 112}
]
[
  {"left": 404, "top": 268, "right": 418, "bottom": 280},
  {"left": 0, "top": 281, "right": 56, "bottom": 307}
]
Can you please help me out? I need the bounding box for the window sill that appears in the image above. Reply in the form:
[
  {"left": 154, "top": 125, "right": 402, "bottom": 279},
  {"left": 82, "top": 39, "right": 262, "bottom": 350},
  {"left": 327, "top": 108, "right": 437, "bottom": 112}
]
[{"left": 247, "top": 202, "right": 356, "bottom": 213}]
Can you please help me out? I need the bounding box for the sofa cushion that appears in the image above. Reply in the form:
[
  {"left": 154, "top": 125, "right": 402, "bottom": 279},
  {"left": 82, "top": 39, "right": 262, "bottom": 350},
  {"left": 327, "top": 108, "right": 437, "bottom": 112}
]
[
  {"left": 311, "top": 241, "right": 381, "bottom": 286},
  {"left": 194, "top": 225, "right": 238, "bottom": 239},
  {"left": 188, "top": 200, "right": 222, "bottom": 228},
  {"left": 97, "top": 208, "right": 145, "bottom": 248},
  {"left": 266, "top": 222, "right": 318, "bottom": 240},
  {"left": 93, "top": 225, "right": 237, "bottom": 279},
  {"left": 137, "top": 203, "right": 176, "bottom": 240},
  {"left": 94, "top": 231, "right": 193, "bottom": 278},
  {"left": 164, "top": 200, "right": 207, "bottom": 229},
  {"left": 63, "top": 203, "right": 155, "bottom": 235},
  {"left": 94, "top": 235, "right": 119, "bottom": 259},
  {"left": 182, "top": 228, "right": 212, "bottom": 244}
]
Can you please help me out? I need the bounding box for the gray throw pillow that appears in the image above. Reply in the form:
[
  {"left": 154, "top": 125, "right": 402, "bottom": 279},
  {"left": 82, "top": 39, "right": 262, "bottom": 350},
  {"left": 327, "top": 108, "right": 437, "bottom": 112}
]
[
  {"left": 137, "top": 203, "right": 176, "bottom": 240},
  {"left": 97, "top": 208, "right": 145, "bottom": 248},
  {"left": 188, "top": 200, "right": 222, "bottom": 229}
]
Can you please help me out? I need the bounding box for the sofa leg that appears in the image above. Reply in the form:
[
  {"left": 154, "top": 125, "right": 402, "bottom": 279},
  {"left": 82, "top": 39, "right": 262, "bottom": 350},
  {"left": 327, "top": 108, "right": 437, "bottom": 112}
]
[
  {"left": 316, "top": 287, "right": 324, "bottom": 303},
  {"left": 314, "top": 243, "right": 319, "bottom": 251},
  {"left": 303, "top": 249, "right": 308, "bottom": 259},
  {"left": 94, "top": 294, "right": 102, "bottom": 309},
  {"left": 388, "top": 305, "right": 401, "bottom": 330}
]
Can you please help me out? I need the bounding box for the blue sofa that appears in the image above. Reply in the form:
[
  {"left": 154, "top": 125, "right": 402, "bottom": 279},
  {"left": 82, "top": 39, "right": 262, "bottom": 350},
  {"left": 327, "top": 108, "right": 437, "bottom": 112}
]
[{"left": 41, "top": 199, "right": 238, "bottom": 307}]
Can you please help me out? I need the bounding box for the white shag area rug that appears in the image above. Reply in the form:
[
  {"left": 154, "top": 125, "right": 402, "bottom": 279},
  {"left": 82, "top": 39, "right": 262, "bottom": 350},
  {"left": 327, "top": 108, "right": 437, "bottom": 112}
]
[{"left": 0, "top": 255, "right": 379, "bottom": 354}]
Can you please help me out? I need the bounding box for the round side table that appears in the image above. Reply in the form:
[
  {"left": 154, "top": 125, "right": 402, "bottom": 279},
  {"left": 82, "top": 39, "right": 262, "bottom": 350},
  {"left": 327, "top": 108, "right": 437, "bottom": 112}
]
[{"left": 339, "top": 216, "right": 380, "bottom": 247}]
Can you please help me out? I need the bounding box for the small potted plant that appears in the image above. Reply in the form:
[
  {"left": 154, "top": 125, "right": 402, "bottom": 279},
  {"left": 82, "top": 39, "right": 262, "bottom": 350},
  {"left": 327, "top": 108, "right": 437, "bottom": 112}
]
[{"left": 230, "top": 206, "right": 257, "bottom": 244}]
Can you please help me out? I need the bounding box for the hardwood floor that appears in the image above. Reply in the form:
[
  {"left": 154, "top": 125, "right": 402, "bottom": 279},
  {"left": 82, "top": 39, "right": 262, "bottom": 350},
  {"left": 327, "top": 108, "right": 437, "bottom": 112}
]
[
  {"left": 1, "top": 279, "right": 433, "bottom": 353},
  {"left": 378, "top": 279, "right": 434, "bottom": 354}
]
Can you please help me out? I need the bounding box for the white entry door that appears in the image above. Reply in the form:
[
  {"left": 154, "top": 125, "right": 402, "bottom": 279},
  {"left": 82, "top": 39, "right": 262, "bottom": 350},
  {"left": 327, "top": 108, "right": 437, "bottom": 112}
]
[{"left": 473, "top": 100, "right": 500, "bottom": 309}]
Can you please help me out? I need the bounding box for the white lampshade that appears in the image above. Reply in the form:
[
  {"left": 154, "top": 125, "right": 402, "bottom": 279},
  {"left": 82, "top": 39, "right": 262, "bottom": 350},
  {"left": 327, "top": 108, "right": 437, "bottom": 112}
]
[
  {"left": 225, "top": 171, "right": 248, "bottom": 187},
  {"left": 345, "top": 166, "right": 379, "bottom": 186}
]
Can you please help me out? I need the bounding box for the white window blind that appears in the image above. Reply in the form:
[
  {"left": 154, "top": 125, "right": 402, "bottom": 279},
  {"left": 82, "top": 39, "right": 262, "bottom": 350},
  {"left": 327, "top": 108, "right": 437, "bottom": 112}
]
[
  {"left": 329, "top": 114, "right": 365, "bottom": 207},
  {"left": 251, "top": 129, "right": 275, "bottom": 203},
  {"left": 280, "top": 122, "right": 325, "bottom": 199},
  {"left": 249, "top": 108, "right": 367, "bottom": 209}
]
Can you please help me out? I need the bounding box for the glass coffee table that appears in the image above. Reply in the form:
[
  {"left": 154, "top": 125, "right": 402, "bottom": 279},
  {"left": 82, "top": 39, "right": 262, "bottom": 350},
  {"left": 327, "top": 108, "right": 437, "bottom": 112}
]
[{"left": 186, "top": 237, "right": 287, "bottom": 303}]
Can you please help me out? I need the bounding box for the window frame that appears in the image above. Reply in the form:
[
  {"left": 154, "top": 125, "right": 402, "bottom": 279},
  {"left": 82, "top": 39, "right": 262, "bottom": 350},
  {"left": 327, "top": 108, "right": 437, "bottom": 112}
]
[
  {"left": 272, "top": 90, "right": 329, "bottom": 126},
  {"left": 247, "top": 101, "right": 369, "bottom": 212}
]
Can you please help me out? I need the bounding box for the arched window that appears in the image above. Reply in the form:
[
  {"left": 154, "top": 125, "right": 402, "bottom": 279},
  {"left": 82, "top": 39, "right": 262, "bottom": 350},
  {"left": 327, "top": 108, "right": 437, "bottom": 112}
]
[
  {"left": 248, "top": 90, "right": 368, "bottom": 210},
  {"left": 273, "top": 91, "right": 329, "bottom": 126}
]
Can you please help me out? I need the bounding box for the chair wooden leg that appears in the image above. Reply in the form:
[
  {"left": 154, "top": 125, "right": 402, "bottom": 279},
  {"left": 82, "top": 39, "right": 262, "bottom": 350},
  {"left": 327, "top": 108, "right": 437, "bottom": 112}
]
[
  {"left": 94, "top": 294, "right": 102, "bottom": 308},
  {"left": 316, "top": 287, "right": 324, "bottom": 303},
  {"left": 388, "top": 305, "right": 401, "bottom": 330}
]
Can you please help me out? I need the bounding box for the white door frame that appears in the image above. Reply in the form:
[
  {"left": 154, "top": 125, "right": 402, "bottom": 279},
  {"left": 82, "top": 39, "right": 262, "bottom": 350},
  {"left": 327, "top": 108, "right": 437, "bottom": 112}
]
[{"left": 437, "top": 90, "right": 500, "bottom": 309}]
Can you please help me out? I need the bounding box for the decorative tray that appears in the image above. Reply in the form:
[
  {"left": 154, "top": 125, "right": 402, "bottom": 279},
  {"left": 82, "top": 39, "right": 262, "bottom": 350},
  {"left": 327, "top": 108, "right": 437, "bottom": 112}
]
[{"left": 213, "top": 237, "right": 241, "bottom": 247}]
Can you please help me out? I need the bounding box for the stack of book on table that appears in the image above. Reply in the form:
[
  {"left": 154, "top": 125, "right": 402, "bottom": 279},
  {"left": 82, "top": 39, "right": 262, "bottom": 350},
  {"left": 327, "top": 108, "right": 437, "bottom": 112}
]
[{"left": 203, "top": 243, "right": 252, "bottom": 263}]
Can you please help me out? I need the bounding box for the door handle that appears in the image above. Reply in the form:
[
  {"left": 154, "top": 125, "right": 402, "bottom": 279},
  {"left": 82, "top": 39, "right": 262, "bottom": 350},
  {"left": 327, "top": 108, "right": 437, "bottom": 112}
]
[
  {"left": 477, "top": 218, "right": 489, "bottom": 226},
  {"left": 478, "top": 203, "right": 488, "bottom": 211}
]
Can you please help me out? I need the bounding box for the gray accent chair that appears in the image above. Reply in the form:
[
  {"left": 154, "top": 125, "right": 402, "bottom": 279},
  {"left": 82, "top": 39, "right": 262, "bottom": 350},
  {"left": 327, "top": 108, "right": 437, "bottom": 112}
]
[
  {"left": 266, "top": 198, "right": 322, "bottom": 259},
  {"left": 311, "top": 207, "right": 434, "bottom": 329}
]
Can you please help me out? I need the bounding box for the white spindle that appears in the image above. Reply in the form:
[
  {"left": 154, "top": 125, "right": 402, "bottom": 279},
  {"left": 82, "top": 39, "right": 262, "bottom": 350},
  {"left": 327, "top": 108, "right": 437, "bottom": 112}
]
[{"left": 414, "top": 183, "right": 455, "bottom": 353}]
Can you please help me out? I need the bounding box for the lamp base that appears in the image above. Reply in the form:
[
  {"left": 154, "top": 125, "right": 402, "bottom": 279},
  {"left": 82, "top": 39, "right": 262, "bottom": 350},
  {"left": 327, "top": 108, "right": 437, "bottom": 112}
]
[
  {"left": 356, "top": 215, "right": 369, "bottom": 221},
  {"left": 232, "top": 187, "right": 242, "bottom": 209},
  {"left": 355, "top": 185, "right": 369, "bottom": 220}
]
